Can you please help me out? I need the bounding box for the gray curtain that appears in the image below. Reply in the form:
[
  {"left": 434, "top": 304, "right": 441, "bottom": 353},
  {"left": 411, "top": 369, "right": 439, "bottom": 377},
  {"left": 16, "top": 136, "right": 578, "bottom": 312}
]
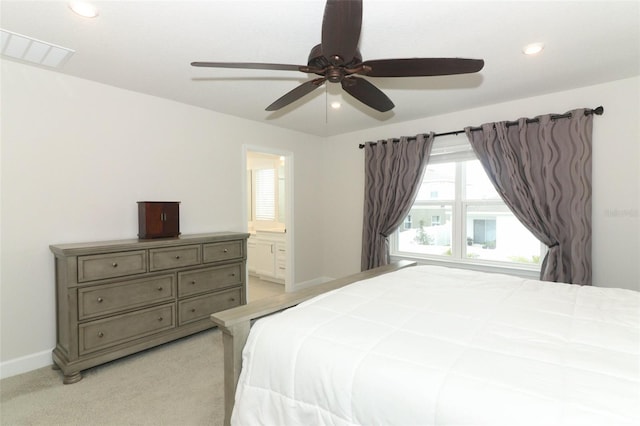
[
  {"left": 361, "top": 133, "right": 434, "bottom": 271},
  {"left": 465, "top": 109, "right": 593, "bottom": 285}
]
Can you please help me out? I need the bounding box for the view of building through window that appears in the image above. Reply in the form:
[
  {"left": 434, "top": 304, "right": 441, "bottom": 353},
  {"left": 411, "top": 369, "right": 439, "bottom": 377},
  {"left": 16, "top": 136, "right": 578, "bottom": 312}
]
[{"left": 395, "top": 159, "right": 542, "bottom": 266}]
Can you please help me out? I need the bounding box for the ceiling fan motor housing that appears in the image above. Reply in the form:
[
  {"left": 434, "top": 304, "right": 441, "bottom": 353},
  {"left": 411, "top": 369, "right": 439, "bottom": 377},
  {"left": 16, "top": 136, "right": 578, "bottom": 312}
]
[{"left": 307, "top": 43, "right": 363, "bottom": 82}]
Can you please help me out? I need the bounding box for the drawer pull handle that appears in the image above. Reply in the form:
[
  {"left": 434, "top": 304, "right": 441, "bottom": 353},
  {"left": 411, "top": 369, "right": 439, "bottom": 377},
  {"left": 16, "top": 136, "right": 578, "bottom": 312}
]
[
  {"left": 191, "top": 308, "right": 196, "bottom": 313},
  {"left": 158, "top": 317, "right": 163, "bottom": 322},
  {"left": 97, "top": 297, "right": 104, "bottom": 303},
  {"left": 230, "top": 298, "right": 236, "bottom": 302},
  {"left": 175, "top": 255, "right": 180, "bottom": 259},
  {"left": 98, "top": 332, "right": 104, "bottom": 338},
  {"left": 223, "top": 249, "right": 228, "bottom": 253},
  {"left": 191, "top": 280, "right": 196, "bottom": 285},
  {"left": 112, "top": 262, "right": 118, "bottom": 268},
  {"left": 157, "top": 287, "right": 163, "bottom": 292},
  {"left": 230, "top": 273, "right": 236, "bottom": 277}
]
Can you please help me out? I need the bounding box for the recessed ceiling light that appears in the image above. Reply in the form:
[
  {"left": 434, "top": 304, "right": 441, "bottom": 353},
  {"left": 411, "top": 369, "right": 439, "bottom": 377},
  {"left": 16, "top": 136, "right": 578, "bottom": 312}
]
[
  {"left": 69, "top": 2, "right": 99, "bottom": 18},
  {"left": 330, "top": 102, "right": 341, "bottom": 109},
  {"left": 523, "top": 42, "right": 544, "bottom": 55}
]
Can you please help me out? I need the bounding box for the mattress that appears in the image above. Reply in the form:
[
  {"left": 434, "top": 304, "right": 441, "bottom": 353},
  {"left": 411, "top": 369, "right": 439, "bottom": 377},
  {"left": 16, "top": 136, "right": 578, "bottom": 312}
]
[{"left": 232, "top": 265, "right": 640, "bottom": 425}]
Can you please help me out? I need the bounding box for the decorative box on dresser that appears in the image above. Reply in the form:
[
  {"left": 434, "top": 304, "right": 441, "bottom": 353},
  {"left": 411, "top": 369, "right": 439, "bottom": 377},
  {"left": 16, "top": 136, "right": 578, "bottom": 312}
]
[{"left": 50, "top": 232, "right": 249, "bottom": 384}]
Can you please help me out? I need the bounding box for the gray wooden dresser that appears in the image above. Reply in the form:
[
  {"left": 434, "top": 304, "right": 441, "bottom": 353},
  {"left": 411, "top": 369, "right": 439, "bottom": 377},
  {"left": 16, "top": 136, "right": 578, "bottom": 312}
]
[{"left": 50, "top": 232, "right": 249, "bottom": 384}]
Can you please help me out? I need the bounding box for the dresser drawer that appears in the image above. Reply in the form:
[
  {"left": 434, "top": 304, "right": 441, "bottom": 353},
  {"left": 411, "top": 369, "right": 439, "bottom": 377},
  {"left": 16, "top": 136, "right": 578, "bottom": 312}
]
[
  {"left": 79, "top": 304, "right": 175, "bottom": 355},
  {"left": 78, "top": 250, "right": 147, "bottom": 282},
  {"left": 203, "top": 240, "right": 243, "bottom": 263},
  {"left": 149, "top": 245, "right": 200, "bottom": 271},
  {"left": 178, "top": 263, "right": 242, "bottom": 297},
  {"left": 78, "top": 275, "right": 176, "bottom": 320},
  {"left": 178, "top": 287, "right": 242, "bottom": 325}
]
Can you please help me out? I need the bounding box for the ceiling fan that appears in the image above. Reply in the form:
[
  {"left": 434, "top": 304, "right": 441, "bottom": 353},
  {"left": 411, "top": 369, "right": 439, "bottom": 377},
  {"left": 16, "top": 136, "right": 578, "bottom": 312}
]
[{"left": 191, "top": 0, "right": 484, "bottom": 113}]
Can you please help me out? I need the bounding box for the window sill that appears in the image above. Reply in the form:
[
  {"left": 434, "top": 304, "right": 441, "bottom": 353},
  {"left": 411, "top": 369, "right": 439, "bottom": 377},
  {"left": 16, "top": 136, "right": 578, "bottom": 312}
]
[{"left": 390, "top": 254, "right": 541, "bottom": 280}]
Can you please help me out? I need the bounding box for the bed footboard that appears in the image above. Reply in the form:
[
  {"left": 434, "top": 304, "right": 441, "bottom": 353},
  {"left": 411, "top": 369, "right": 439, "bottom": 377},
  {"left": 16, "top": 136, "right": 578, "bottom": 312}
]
[{"left": 210, "top": 260, "right": 417, "bottom": 426}]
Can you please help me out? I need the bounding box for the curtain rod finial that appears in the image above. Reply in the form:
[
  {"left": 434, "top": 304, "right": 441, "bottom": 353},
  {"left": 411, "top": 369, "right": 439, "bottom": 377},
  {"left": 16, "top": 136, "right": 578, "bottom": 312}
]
[{"left": 593, "top": 106, "right": 604, "bottom": 115}]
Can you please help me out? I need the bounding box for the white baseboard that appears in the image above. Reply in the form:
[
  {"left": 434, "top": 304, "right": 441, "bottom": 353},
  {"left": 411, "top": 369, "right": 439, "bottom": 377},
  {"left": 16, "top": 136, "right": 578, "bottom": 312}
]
[
  {"left": 0, "top": 349, "right": 53, "bottom": 380},
  {"left": 293, "top": 276, "right": 334, "bottom": 291}
]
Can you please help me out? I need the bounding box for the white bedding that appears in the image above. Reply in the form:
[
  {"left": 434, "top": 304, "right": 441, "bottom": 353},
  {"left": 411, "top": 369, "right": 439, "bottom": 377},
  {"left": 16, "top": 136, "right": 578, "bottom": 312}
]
[{"left": 232, "top": 265, "right": 640, "bottom": 425}]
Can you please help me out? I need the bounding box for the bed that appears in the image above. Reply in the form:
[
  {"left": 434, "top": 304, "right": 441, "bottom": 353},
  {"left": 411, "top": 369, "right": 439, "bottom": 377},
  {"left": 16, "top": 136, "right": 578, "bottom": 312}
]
[{"left": 211, "top": 262, "right": 639, "bottom": 426}]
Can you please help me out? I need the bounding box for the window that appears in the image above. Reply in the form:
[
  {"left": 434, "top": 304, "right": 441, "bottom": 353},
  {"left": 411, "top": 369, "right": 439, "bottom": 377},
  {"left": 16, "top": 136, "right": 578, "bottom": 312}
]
[
  {"left": 254, "top": 168, "right": 276, "bottom": 221},
  {"left": 392, "top": 136, "right": 543, "bottom": 269},
  {"left": 403, "top": 214, "right": 412, "bottom": 230},
  {"left": 247, "top": 153, "right": 286, "bottom": 229}
]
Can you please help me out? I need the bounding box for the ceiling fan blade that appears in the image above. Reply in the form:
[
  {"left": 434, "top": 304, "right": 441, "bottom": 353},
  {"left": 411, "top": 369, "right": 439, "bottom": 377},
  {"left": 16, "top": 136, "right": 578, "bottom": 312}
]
[
  {"left": 266, "top": 77, "right": 326, "bottom": 111},
  {"left": 321, "top": 0, "right": 362, "bottom": 65},
  {"left": 341, "top": 76, "right": 394, "bottom": 112},
  {"left": 360, "top": 58, "right": 485, "bottom": 77},
  {"left": 191, "top": 62, "right": 304, "bottom": 72}
]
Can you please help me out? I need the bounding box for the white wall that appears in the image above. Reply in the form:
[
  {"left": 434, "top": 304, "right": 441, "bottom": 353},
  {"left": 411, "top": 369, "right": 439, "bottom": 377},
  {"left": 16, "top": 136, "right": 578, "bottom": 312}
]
[
  {"left": 322, "top": 77, "right": 640, "bottom": 291},
  {"left": 0, "top": 59, "right": 325, "bottom": 375},
  {"left": 2, "top": 58, "right": 638, "bottom": 379}
]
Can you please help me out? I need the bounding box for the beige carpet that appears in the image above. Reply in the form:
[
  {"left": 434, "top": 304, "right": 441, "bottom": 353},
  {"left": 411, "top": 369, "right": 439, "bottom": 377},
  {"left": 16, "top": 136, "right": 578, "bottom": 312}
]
[{"left": 0, "top": 329, "right": 225, "bottom": 426}]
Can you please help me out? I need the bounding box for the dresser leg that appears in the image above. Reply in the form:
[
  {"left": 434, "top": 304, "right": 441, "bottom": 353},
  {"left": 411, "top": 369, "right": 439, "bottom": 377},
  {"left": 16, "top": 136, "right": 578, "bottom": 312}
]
[
  {"left": 51, "top": 363, "right": 61, "bottom": 371},
  {"left": 63, "top": 371, "right": 82, "bottom": 384}
]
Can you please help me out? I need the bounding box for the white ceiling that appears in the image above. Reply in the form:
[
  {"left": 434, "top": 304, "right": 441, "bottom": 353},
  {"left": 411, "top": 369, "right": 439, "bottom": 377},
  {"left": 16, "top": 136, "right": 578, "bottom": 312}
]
[{"left": 1, "top": 0, "right": 639, "bottom": 137}]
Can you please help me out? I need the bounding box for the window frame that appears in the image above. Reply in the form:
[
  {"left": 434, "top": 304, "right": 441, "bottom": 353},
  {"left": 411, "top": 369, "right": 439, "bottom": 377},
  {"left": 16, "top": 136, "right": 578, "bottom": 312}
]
[
  {"left": 389, "top": 136, "right": 545, "bottom": 279},
  {"left": 247, "top": 156, "right": 285, "bottom": 231}
]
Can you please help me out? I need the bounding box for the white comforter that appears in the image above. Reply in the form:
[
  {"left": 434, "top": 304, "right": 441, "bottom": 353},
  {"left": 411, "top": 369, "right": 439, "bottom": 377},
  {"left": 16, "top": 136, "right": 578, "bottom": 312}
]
[{"left": 232, "top": 266, "right": 640, "bottom": 425}]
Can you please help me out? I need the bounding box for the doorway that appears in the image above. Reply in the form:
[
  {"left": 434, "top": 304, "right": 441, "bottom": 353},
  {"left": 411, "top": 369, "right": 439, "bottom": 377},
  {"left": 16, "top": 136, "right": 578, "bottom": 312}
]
[{"left": 243, "top": 146, "right": 293, "bottom": 301}]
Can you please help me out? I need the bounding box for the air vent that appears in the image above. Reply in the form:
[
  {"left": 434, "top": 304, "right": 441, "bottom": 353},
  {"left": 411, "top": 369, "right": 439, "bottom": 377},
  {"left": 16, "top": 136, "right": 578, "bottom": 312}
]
[{"left": 1, "top": 29, "right": 74, "bottom": 68}]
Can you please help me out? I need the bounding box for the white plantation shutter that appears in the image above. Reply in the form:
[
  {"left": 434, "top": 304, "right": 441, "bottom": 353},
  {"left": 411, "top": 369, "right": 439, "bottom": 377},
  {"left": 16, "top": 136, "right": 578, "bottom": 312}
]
[
  {"left": 255, "top": 168, "right": 276, "bottom": 221},
  {"left": 428, "top": 137, "right": 475, "bottom": 164}
]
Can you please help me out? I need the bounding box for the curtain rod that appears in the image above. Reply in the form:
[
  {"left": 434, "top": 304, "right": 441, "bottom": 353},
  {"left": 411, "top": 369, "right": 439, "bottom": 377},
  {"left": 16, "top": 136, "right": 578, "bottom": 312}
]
[{"left": 358, "top": 106, "right": 604, "bottom": 149}]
